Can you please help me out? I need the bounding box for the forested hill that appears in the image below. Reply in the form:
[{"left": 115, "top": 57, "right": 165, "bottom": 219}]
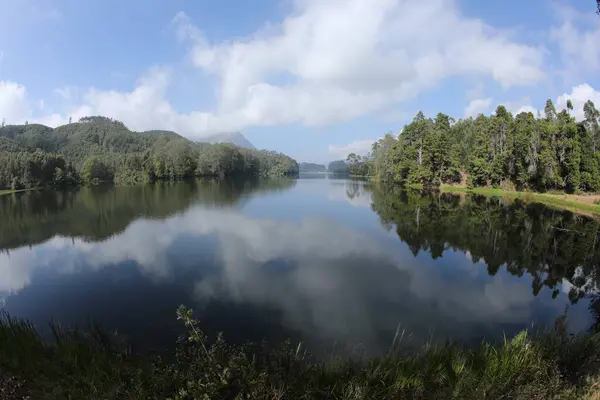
[
  {"left": 346, "top": 99, "right": 600, "bottom": 194},
  {"left": 0, "top": 116, "right": 298, "bottom": 190},
  {"left": 299, "top": 162, "right": 327, "bottom": 172}
]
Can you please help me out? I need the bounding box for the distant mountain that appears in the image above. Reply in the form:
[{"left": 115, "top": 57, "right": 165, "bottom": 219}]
[
  {"left": 299, "top": 162, "right": 327, "bottom": 173},
  {"left": 203, "top": 132, "right": 255, "bottom": 149}
]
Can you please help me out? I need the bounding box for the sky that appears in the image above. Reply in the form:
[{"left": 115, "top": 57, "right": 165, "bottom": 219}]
[{"left": 0, "top": 0, "right": 599, "bottom": 164}]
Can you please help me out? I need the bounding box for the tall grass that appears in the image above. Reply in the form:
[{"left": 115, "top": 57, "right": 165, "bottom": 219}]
[{"left": 1, "top": 307, "right": 599, "bottom": 399}]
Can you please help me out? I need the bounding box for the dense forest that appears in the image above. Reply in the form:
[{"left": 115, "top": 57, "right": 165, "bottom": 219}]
[
  {"left": 346, "top": 99, "right": 600, "bottom": 193},
  {"left": 0, "top": 116, "right": 298, "bottom": 190},
  {"left": 298, "top": 162, "right": 327, "bottom": 172}
]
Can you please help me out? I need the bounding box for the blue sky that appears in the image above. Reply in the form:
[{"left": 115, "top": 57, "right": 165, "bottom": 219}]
[{"left": 0, "top": 0, "right": 599, "bottom": 163}]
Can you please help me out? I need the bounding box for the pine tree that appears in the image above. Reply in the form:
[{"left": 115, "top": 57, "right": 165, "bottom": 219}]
[
  {"left": 512, "top": 112, "right": 536, "bottom": 189},
  {"left": 559, "top": 109, "right": 581, "bottom": 192},
  {"left": 468, "top": 114, "right": 491, "bottom": 187},
  {"left": 350, "top": 96, "right": 600, "bottom": 194},
  {"left": 584, "top": 100, "right": 600, "bottom": 153}
]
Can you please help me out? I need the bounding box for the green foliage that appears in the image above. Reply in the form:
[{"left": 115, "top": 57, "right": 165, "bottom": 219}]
[
  {"left": 0, "top": 116, "right": 299, "bottom": 190},
  {"left": 0, "top": 151, "right": 78, "bottom": 190},
  {"left": 0, "top": 136, "right": 25, "bottom": 152},
  {"left": 80, "top": 155, "right": 113, "bottom": 184},
  {"left": 328, "top": 159, "right": 349, "bottom": 174},
  {"left": 1, "top": 308, "right": 599, "bottom": 399},
  {"left": 298, "top": 162, "right": 327, "bottom": 173},
  {"left": 348, "top": 99, "right": 600, "bottom": 194},
  {"left": 346, "top": 153, "right": 371, "bottom": 176}
]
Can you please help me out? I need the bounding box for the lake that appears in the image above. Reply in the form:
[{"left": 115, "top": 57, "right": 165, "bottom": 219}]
[{"left": 0, "top": 176, "right": 597, "bottom": 357}]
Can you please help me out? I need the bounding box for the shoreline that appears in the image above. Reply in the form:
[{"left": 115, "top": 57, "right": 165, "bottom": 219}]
[
  {"left": 439, "top": 185, "right": 600, "bottom": 216},
  {"left": 401, "top": 183, "right": 600, "bottom": 216}
]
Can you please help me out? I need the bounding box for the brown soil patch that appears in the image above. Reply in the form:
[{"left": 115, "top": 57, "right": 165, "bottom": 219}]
[
  {"left": 565, "top": 194, "right": 600, "bottom": 205},
  {"left": 460, "top": 171, "right": 469, "bottom": 187}
]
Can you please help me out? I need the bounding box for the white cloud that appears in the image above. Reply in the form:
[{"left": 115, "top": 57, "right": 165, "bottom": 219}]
[
  {"left": 2, "top": 69, "right": 243, "bottom": 137},
  {"left": 0, "top": 81, "right": 31, "bottom": 123},
  {"left": 556, "top": 83, "right": 600, "bottom": 121},
  {"left": 0, "top": 198, "right": 584, "bottom": 352},
  {"left": 502, "top": 83, "right": 600, "bottom": 121},
  {"left": 550, "top": 5, "right": 600, "bottom": 77},
  {"left": 0, "top": 249, "right": 35, "bottom": 294},
  {"left": 464, "top": 97, "right": 492, "bottom": 118},
  {"left": 66, "top": 67, "right": 181, "bottom": 131},
  {"left": 173, "top": 0, "right": 544, "bottom": 131},
  {"left": 328, "top": 139, "right": 376, "bottom": 159},
  {"left": 7, "top": 0, "right": 593, "bottom": 140}
]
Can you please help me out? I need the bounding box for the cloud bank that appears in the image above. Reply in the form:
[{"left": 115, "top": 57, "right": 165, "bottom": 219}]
[{"left": 0, "top": 0, "right": 551, "bottom": 139}]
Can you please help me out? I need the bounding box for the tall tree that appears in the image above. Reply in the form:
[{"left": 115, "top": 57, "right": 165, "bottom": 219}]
[
  {"left": 347, "top": 97, "right": 600, "bottom": 194},
  {"left": 468, "top": 114, "right": 492, "bottom": 187}
]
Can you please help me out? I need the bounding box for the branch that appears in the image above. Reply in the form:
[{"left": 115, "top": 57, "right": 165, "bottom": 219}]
[{"left": 550, "top": 226, "right": 583, "bottom": 235}]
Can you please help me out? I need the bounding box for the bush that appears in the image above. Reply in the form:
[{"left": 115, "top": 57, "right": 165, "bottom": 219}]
[{"left": 80, "top": 156, "right": 114, "bottom": 184}]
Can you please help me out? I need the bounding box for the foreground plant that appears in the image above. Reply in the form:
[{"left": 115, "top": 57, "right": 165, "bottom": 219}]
[{"left": 1, "top": 307, "right": 599, "bottom": 399}]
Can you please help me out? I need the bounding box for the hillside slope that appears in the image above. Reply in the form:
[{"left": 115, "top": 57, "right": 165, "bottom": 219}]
[
  {"left": 299, "top": 162, "right": 327, "bottom": 172},
  {"left": 0, "top": 116, "right": 298, "bottom": 190}
]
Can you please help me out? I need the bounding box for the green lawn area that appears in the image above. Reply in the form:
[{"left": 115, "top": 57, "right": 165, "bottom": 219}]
[{"left": 439, "top": 185, "right": 600, "bottom": 215}]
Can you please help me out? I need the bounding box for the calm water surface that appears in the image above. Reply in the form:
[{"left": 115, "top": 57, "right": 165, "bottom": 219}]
[{"left": 0, "top": 176, "right": 598, "bottom": 356}]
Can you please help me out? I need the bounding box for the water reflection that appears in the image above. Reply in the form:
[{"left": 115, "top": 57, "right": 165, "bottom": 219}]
[
  {"left": 0, "top": 179, "right": 296, "bottom": 250},
  {"left": 367, "top": 185, "right": 600, "bottom": 305},
  {"left": 0, "top": 178, "right": 597, "bottom": 357}
]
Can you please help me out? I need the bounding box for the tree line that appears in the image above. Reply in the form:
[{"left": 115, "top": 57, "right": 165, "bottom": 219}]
[
  {"left": 0, "top": 117, "right": 299, "bottom": 190},
  {"left": 298, "top": 162, "right": 327, "bottom": 173},
  {"left": 345, "top": 99, "right": 600, "bottom": 193}
]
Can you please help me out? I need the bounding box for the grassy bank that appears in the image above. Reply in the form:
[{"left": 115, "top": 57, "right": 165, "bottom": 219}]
[
  {"left": 402, "top": 183, "right": 600, "bottom": 215},
  {"left": 1, "top": 308, "right": 599, "bottom": 399},
  {"left": 438, "top": 185, "right": 600, "bottom": 215}
]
